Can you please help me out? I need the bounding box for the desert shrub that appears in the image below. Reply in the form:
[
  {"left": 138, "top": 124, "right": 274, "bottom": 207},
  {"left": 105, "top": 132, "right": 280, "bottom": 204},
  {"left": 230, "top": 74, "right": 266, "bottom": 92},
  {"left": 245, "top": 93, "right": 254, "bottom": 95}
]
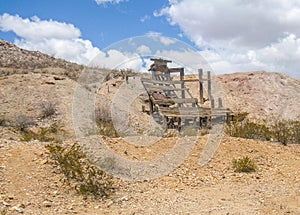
[
  {"left": 226, "top": 119, "right": 272, "bottom": 141},
  {"left": 232, "top": 156, "right": 257, "bottom": 173},
  {"left": 226, "top": 112, "right": 300, "bottom": 145},
  {"left": 272, "top": 120, "right": 300, "bottom": 145},
  {"left": 39, "top": 101, "right": 56, "bottom": 118},
  {"left": 21, "top": 121, "right": 64, "bottom": 142},
  {"left": 271, "top": 120, "right": 291, "bottom": 145},
  {"left": 45, "top": 142, "right": 114, "bottom": 198},
  {"left": 95, "top": 106, "right": 119, "bottom": 137},
  {"left": 14, "top": 114, "right": 34, "bottom": 131},
  {"left": 290, "top": 121, "right": 300, "bottom": 144}
]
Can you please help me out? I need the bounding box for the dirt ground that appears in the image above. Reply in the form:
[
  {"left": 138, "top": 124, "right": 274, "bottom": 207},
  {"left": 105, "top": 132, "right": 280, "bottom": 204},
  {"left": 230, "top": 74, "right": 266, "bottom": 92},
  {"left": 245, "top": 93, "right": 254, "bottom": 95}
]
[
  {"left": 0, "top": 73, "right": 299, "bottom": 215},
  {"left": 0, "top": 127, "right": 299, "bottom": 214}
]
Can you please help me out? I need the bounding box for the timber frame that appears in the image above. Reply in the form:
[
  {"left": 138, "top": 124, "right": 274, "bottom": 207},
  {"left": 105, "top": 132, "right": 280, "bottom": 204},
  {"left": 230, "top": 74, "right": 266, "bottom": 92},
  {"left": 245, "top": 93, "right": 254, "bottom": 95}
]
[{"left": 141, "top": 58, "right": 232, "bottom": 130}]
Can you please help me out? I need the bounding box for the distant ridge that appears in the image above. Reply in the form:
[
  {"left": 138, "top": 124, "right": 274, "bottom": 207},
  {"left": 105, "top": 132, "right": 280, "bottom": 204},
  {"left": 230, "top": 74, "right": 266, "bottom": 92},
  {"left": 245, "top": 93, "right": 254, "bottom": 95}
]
[{"left": 0, "top": 39, "right": 83, "bottom": 80}]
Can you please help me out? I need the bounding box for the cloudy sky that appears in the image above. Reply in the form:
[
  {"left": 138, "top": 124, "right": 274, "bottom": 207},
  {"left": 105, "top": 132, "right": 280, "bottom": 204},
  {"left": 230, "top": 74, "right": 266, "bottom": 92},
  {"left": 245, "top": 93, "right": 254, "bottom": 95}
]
[{"left": 0, "top": 0, "right": 299, "bottom": 78}]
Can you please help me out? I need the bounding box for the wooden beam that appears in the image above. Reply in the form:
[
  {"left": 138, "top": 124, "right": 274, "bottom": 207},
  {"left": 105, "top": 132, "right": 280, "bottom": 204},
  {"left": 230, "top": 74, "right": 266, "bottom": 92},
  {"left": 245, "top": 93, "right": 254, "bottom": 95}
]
[
  {"left": 151, "top": 97, "right": 198, "bottom": 105},
  {"left": 143, "top": 83, "right": 188, "bottom": 92},
  {"left": 141, "top": 78, "right": 183, "bottom": 85},
  {"left": 198, "top": 69, "right": 204, "bottom": 104}
]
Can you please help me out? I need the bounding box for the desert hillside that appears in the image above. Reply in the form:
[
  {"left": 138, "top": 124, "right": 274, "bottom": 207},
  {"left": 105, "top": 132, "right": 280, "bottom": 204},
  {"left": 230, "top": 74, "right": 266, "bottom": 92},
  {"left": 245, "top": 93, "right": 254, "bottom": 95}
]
[
  {"left": 218, "top": 71, "right": 300, "bottom": 122},
  {"left": 0, "top": 40, "right": 299, "bottom": 214}
]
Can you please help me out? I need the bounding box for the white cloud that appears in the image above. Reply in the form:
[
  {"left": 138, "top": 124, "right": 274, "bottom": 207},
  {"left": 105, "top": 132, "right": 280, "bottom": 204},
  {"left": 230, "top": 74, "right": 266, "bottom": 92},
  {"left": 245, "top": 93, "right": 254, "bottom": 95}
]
[
  {"left": 0, "top": 13, "right": 80, "bottom": 41},
  {"left": 136, "top": 45, "right": 151, "bottom": 55},
  {"left": 0, "top": 13, "right": 100, "bottom": 65},
  {"left": 160, "top": 36, "right": 176, "bottom": 46},
  {"left": 157, "top": 0, "right": 300, "bottom": 78},
  {"left": 90, "top": 49, "right": 144, "bottom": 71},
  {"left": 95, "top": 0, "right": 126, "bottom": 5}
]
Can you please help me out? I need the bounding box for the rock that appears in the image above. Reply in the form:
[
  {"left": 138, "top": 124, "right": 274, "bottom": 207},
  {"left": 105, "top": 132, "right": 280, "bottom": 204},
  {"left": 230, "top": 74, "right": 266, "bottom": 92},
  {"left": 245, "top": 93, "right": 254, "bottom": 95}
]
[
  {"left": 2, "top": 201, "right": 10, "bottom": 206},
  {"left": 11, "top": 204, "right": 25, "bottom": 213},
  {"left": 43, "top": 200, "right": 53, "bottom": 207}
]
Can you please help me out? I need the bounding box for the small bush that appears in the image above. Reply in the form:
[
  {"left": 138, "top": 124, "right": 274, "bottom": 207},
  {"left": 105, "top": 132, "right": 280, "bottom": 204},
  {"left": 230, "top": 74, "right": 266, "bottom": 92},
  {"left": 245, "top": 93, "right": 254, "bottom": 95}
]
[
  {"left": 95, "top": 107, "right": 119, "bottom": 137},
  {"left": 232, "top": 156, "right": 257, "bottom": 173},
  {"left": 45, "top": 142, "right": 114, "bottom": 198},
  {"left": 21, "top": 121, "right": 64, "bottom": 142},
  {"left": 14, "top": 114, "right": 34, "bottom": 131},
  {"left": 272, "top": 120, "right": 300, "bottom": 145},
  {"left": 39, "top": 101, "right": 56, "bottom": 118}
]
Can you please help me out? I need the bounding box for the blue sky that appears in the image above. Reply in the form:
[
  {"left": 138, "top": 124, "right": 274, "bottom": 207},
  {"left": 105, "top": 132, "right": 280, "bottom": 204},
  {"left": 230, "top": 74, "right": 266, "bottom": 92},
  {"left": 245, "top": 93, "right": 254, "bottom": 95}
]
[
  {"left": 0, "top": 0, "right": 185, "bottom": 48},
  {"left": 0, "top": 0, "right": 300, "bottom": 78}
]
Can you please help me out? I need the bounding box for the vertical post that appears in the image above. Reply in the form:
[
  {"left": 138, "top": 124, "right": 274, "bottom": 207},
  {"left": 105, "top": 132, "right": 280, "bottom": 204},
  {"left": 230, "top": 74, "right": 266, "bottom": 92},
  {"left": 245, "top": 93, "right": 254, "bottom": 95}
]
[
  {"left": 207, "top": 71, "right": 212, "bottom": 98},
  {"left": 198, "top": 68, "right": 204, "bottom": 104},
  {"left": 180, "top": 68, "right": 185, "bottom": 99},
  {"left": 218, "top": 98, "right": 223, "bottom": 108},
  {"left": 211, "top": 98, "right": 215, "bottom": 108},
  {"left": 207, "top": 71, "right": 214, "bottom": 108}
]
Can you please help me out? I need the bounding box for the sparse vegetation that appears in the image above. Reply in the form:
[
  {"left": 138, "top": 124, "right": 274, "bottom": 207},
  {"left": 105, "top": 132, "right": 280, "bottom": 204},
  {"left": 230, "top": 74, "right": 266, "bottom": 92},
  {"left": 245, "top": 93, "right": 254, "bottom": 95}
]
[
  {"left": 21, "top": 121, "right": 65, "bottom": 142},
  {"left": 45, "top": 142, "right": 114, "bottom": 199},
  {"left": 232, "top": 156, "right": 257, "bottom": 173},
  {"left": 95, "top": 106, "right": 119, "bottom": 137},
  {"left": 14, "top": 114, "right": 34, "bottom": 131},
  {"left": 39, "top": 101, "right": 57, "bottom": 118},
  {"left": 226, "top": 113, "right": 300, "bottom": 145}
]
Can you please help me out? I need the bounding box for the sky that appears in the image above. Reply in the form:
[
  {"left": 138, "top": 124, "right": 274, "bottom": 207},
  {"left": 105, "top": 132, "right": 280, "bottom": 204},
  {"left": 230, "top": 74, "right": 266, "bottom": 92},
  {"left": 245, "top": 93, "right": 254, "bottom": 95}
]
[{"left": 0, "top": 0, "right": 300, "bottom": 78}]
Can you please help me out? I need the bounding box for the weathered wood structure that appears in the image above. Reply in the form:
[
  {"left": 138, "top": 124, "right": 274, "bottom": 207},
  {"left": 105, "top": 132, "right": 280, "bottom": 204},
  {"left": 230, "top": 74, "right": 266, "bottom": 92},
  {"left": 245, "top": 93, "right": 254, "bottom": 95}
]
[{"left": 141, "top": 58, "right": 232, "bottom": 129}]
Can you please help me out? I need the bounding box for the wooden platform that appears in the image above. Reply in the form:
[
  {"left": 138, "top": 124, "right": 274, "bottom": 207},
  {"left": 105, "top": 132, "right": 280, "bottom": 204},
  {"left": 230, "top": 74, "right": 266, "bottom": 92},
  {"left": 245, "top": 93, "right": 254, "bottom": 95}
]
[{"left": 141, "top": 58, "right": 232, "bottom": 129}]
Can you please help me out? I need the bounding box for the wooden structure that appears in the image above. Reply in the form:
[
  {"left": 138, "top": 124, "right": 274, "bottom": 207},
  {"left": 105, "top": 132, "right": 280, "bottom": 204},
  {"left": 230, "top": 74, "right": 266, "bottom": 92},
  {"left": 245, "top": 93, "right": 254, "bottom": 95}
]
[{"left": 141, "top": 58, "right": 231, "bottom": 129}]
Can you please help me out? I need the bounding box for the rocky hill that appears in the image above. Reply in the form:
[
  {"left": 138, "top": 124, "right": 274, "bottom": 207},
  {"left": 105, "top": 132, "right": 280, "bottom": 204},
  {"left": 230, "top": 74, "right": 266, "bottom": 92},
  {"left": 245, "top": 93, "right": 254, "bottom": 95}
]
[
  {"left": 218, "top": 71, "right": 300, "bottom": 122},
  {"left": 0, "top": 39, "right": 83, "bottom": 80}
]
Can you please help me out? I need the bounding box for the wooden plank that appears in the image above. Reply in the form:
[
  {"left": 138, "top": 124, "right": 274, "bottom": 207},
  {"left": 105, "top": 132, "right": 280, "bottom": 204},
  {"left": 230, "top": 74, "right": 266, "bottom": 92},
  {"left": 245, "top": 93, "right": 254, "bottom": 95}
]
[
  {"left": 141, "top": 77, "right": 207, "bottom": 84},
  {"left": 168, "top": 68, "right": 184, "bottom": 73},
  {"left": 150, "top": 97, "right": 198, "bottom": 105},
  {"left": 183, "top": 78, "right": 208, "bottom": 82},
  {"left": 141, "top": 78, "right": 183, "bottom": 85},
  {"left": 143, "top": 83, "right": 188, "bottom": 91}
]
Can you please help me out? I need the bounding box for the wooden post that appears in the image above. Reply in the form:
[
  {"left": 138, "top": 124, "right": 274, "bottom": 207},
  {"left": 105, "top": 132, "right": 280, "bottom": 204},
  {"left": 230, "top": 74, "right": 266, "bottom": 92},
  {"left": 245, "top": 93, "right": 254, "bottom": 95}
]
[
  {"left": 211, "top": 97, "right": 215, "bottom": 108},
  {"left": 207, "top": 71, "right": 212, "bottom": 98},
  {"left": 218, "top": 98, "right": 223, "bottom": 108},
  {"left": 180, "top": 68, "right": 185, "bottom": 99},
  {"left": 198, "top": 68, "right": 204, "bottom": 104}
]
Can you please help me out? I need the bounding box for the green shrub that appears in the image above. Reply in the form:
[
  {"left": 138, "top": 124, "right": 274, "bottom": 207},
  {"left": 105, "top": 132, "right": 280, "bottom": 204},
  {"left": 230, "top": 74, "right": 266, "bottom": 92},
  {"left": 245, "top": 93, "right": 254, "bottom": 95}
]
[
  {"left": 272, "top": 120, "right": 300, "bottom": 145},
  {"left": 21, "top": 121, "right": 64, "bottom": 142},
  {"left": 45, "top": 142, "right": 114, "bottom": 198},
  {"left": 232, "top": 156, "right": 257, "bottom": 173},
  {"left": 226, "top": 119, "right": 272, "bottom": 141},
  {"left": 226, "top": 113, "right": 300, "bottom": 145}
]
